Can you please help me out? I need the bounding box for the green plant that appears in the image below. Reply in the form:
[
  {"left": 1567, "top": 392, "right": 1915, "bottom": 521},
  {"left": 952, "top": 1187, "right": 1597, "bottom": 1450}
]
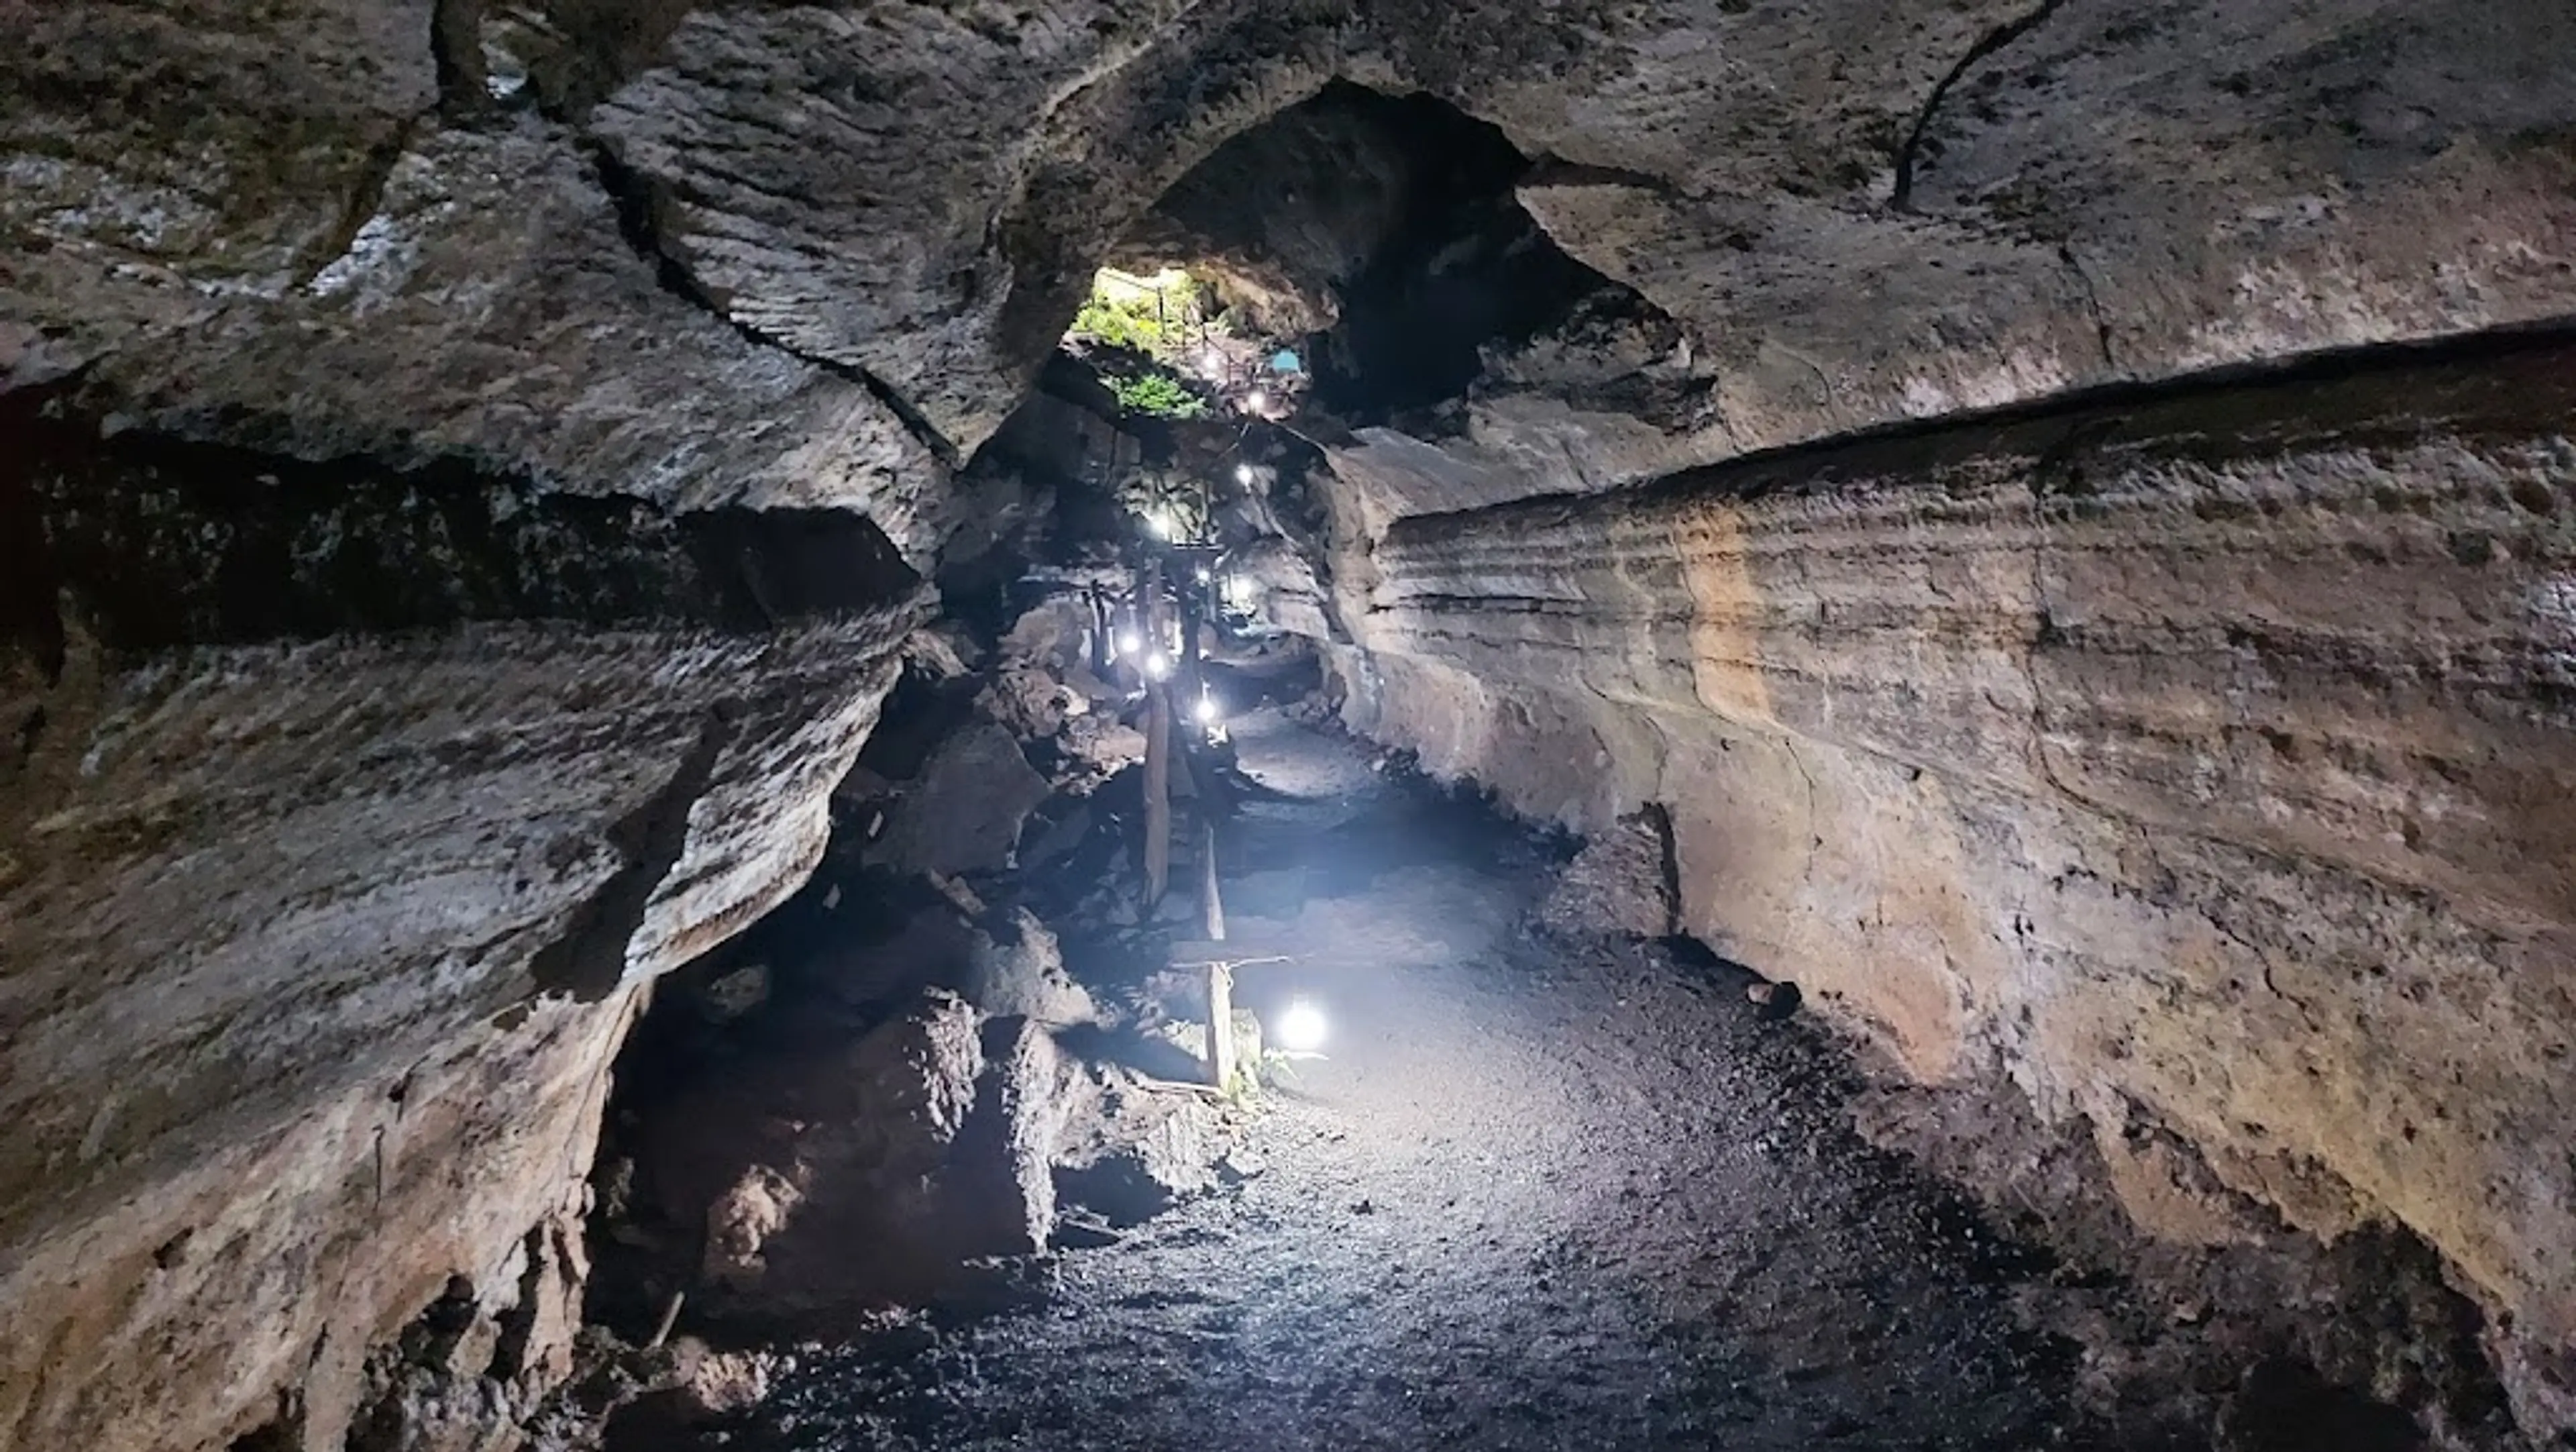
[
  {"left": 1106, "top": 371, "right": 1210, "bottom": 420},
  {"left": 1070, "top": 293, "right": 1162, "bottom": 353},
  {"left": 1067, "top": 268, "right": 1224, "bottom": 363}
]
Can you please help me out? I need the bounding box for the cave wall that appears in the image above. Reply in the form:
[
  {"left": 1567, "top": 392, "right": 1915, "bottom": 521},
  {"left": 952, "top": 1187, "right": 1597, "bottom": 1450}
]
[
  {"left": 0, "top": 397, "right": 924, "bottom": 1450},
  {"left": 7, "top": 0, "right": 2576, "bottom": 1445},
  {"left": 1329, "top": 334, "right": 2576, "bottom": 1430}
]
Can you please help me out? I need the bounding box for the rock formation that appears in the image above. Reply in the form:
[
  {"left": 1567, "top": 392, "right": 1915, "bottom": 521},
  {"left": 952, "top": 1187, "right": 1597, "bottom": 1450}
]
[{"left": 5, "top": 0, "right": 2573, "bottom": 1445}]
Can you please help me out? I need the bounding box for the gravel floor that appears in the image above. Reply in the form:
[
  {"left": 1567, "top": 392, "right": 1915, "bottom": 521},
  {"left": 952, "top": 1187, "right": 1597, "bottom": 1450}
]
[{"left": 707, "top": 711, "right": 2099, "bottom": 1451}]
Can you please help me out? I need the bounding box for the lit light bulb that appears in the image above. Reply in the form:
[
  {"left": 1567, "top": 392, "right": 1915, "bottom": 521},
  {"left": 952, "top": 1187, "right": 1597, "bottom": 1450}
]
[
  {"left": 1201, "top": 346, "right": 1225, "bottom": 373},
  {"left": 1192, "top": 693, "right": 1220, "bottom": 725},
  {"left": 1245, "top": 390, "right": 1269, "bottom": 413},
  {"left": 1234, "top": 463, "right": 1256, "bottom": 486},
  {"left": 1195, "top": 566, "right": 1212, "bottom": 584},
  {"left": 1116, "top": 629, "right": 1142, "bottom": 656},
  {"left": 1273, "top": 1000, "right": 1328, "bottom": 1053},
  {"left": 1144, "top": 652, "right": 1173, "bottom": 680},
  {"left": 1144, "top": 509, "right": 1173, "bottom": 539}
]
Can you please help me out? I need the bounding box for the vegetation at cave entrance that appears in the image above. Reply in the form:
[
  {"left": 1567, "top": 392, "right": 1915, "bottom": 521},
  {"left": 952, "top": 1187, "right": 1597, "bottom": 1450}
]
[{"left": 1105, "top": 371, "right": 1211, "bottom": 420}]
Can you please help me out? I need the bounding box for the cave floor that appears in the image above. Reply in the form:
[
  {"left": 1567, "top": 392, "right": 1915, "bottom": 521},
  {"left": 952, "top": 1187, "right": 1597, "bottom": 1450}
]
[{"left": 718, "top": 711, "right": 2102, "bottom": 1451}]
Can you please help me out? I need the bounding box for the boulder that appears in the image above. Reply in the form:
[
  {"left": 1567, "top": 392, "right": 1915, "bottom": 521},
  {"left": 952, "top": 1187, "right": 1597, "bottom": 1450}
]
[
  {"left": 965, "top": 909, "right": 1097, "bottom": 1027},
  {"left": 1053, "top": 1067, "right": 1232, "bottom": 1228},
  {"left": 865, "top": 722, "right": 1051, "bottom": 877}
]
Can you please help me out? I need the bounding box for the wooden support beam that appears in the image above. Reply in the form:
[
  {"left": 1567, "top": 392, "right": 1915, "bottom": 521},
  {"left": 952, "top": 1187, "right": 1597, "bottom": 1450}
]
[
  {"left": 1144, "top": 685, "right": 1171, "bottom": 908},
  {"left": 1206, "top": 959, "right": 1236, "bottom": 1091},
  {"left": 1199, "top": 816, "right": 1225, "bottom": 943},
  {"left": 1140, "top": 556, "right": 1171, "bottom": 910}
]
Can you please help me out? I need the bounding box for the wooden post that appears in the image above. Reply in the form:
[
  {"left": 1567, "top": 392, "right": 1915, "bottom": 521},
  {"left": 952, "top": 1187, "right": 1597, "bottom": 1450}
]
[
  {"left": 1199, "top": 816, "right": 1225, "bottom": 943},
  {"left": 1206, "top": 959, "right": 1236, "bottom": 1091},
  {"left": 1087, "top": 584, "right": 1110, "bottom": 676},
  {"left": 1140, "top": 558, "right": 1171, "bottom": 911},
  {"left": 1179, "top": 567, "right": 1204, "bottom": 730},
  {"left": 1144, "top": 688, "right": 1171, "bottom": 908}
]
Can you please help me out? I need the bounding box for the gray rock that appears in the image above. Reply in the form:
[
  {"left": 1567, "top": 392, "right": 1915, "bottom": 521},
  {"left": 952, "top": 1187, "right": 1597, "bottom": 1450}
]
[
  {"left": 965, "top": 909, "right": 1097, "bottom": 1027},
  {"left": 867, "top": 723, "right": 1052, "bottom": 878},
  {"left": 1052, "top": 1068, "right": 1233, "bottom": 1228}
]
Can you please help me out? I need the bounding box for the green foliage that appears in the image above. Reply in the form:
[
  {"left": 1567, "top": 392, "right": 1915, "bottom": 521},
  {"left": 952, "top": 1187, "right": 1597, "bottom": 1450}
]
[
  {"left": 1106, "top": 371, "right": 1210, "bottom": 419},
  {"left": 1071, "top": 293, "right": 1163, "bottom": 353},
  {"left": 1067, "top": 268, "right": 1222, "bottom": 362}
]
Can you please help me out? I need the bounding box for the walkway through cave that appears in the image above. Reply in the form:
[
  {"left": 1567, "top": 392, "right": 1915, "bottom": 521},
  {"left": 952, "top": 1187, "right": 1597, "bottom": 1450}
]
[
  {"left": 604, "top": 711, "right": 2116, "bottom": 1452},
  {"left": 562, "top": 81, "right": 2502, "bottom": 1452}
]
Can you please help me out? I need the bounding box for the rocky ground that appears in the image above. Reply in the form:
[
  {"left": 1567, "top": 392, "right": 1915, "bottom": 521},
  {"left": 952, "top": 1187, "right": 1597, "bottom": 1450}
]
[{"left": 602, "top": 710, "right": 2208, "bottom": 1452}]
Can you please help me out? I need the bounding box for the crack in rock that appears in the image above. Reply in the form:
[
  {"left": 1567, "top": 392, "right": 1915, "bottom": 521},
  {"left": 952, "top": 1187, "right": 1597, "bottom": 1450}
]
[
  {"left": 294, "top": 113, "right": 428, "bottom": 292},
  {"left": 1890, "top": 0, "right": 2074, "bottom": 213},
  {"left": 2058, "top": 242, "right": 2121, "bottom": 373},
  {"left": 529, "top": 705, "right": 737, "bottom": 1002},
  {"left": 584, "top": 141, "right": 963, "bottom": 469}
]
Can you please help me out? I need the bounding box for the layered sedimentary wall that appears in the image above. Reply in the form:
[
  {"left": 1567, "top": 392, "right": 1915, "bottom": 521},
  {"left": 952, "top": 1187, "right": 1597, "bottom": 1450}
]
[
  {"left": 1329, "top": 331, "right": 2576, "bottom": 1429},
  {"left": 0, "top": 397, "right": 925, "bottom": 1451}
]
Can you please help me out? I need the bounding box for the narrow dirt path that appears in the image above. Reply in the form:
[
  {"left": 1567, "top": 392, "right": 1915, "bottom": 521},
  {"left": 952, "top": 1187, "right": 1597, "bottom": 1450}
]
[{"left": 725, "top": 711, "right": 2091, "bottom": 1451}]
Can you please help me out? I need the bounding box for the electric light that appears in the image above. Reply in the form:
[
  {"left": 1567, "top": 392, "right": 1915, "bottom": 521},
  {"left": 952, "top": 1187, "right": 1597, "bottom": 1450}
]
[
  {"left": 1195, "top": 566, "right": 1212, "bottom": 584},
  {"left": 1274, "top": 1000, "right": 1328, "bottom": 1054},
  {"left": 1116, "top": 628, "right": 1142, "bottom": 656},
  {"left": 1235, "top": 463, "right": 1256, "bottom": 486},
  {"left": 1192, "top": 692, "right": 1220, "bottom": 725},
  {"left": 1144, "top": 652, "right": 1173, "bottom": 680},
  {"left": 1246, "top": 390, "right": 1269, "bottom": 413},
  {"left": 1144, "top": 508, "right": 1174, "bottom": 539}
]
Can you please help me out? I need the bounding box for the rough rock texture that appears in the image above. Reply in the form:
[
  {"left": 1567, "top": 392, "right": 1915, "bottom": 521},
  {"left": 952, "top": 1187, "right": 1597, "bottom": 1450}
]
[
  {"left": 7, "top": 0, "right": 2576, "bottom": 1444},
  {"left": 863, "top": 721, "right": 1053, "bottom": 878},
  {"left": 1326, "top": 331, "right": 2576, "bottom": 1433},
  {"left": 1539, "top": 808, "right": 1680, "bottom": 939},
  {"left": 1, "top": 395, "right": 923, "bottom": 1451},
  {"left": 13, "top": 0, "right": 2575, "bottom": 497},
  {"left": 631, "top": 990, "right": 1224, "bottom": 1318},
  {"left": 669, "top": 991, "right": 1036, "bottom": 1314},
  {"left": 965, "top": 908, "right": 1099, "bottom": 1029}
]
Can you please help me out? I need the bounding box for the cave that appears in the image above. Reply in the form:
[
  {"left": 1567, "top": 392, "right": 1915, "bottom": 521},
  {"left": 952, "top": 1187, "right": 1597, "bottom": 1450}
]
[{"left": 5, "top": 5, "right": 2575, "bottom": 1451}]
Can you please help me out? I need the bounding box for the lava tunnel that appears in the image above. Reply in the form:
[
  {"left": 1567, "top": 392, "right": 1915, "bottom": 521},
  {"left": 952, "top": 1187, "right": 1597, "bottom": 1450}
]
[{"left": 4, "top": 6, "right": 2575, "bottom": 1452}]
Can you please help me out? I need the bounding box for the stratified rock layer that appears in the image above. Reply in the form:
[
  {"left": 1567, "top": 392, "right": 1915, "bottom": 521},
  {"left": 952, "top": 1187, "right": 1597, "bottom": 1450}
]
[
  {"left": 1329, "top": 331, "right": 2576, "bottom": 1429},
  {"left": 0, "top": 398, "right": 925, "bottom": 1452}
]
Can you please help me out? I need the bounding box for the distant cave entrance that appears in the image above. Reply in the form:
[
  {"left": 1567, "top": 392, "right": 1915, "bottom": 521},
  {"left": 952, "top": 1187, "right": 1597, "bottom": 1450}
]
[
  {"left": 981, "top": 79, "right": 1663, "bottom": 611},
  {"left": 1057, "top": 81, "right": 1629, "bottom": 437}
]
